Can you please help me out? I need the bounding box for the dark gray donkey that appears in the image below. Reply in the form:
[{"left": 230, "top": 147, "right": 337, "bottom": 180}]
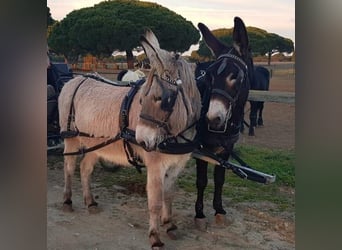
[{"left": 194, "top": 17, "right": 255, "bottom": 228}]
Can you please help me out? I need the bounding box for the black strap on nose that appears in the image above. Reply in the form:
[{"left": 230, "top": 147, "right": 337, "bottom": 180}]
[{"left": 211, "top": 88, "right": 235, "bottom": 103}]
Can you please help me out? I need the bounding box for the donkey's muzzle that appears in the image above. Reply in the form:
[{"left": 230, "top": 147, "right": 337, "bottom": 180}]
[{"left": 137, "top": 140, "right": 156, "bottom": 152}]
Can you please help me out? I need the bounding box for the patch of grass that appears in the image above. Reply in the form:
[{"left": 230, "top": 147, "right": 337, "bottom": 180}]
[
  {"left": 47, "top": 155, "right": 64, "bottom": 165},
  {"left": 177, "top": 145, "right": 295, "bottom": 212},
  {"left": 99, "top": 166, "right": 147, "bottom": 196},
  {"left": 232, "top": 145, "right": 295, "bottom": 187},
  {"left": 58, "top": 144, "right": 294, "bottom": 212}
]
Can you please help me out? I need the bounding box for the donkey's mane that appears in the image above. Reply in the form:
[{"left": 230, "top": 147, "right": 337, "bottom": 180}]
[{"left": 171, "top": 58, "right": 201, "bottom": 134}]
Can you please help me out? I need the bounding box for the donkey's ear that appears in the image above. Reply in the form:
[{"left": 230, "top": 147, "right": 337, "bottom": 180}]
[
  {"left": 140, "top": 29, "right": 164, "bottom": 68},
  {"left": 198, "top": 22, "right": 227, "bottom": 58},
  {"left": 232, "top": 17, "right": 250, "bottom": 56},
  {"left": 140, "top": 29, "right": 159, "bottom": 59}
]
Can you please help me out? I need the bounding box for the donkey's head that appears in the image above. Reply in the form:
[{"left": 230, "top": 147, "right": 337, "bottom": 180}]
[
  {"left": 136, "top": 29, "right": 201, "bottom": 151},
  {"left": 198, "top": 17, "right": 254, "bottom": 133}
]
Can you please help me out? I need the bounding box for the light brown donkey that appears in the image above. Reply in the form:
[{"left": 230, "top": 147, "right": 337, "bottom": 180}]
[{"left": 58, "top": 29, "right": 201, "bottom": 249}]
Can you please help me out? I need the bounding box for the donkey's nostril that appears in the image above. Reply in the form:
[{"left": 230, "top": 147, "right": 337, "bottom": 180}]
[
  {"left": 213, "top": 116, "right": 221, "bottom": 124},
  {"left": 206, "top": 116, "right": 221, "bottom": 126}
]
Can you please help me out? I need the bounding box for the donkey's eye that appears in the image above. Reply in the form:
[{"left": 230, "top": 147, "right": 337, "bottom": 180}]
[
  {"left": 153, "top": 96, "right": 162, "bottom": 102},
  {"left": 225, "top": 73, "right": 236, "bottom": 88}
]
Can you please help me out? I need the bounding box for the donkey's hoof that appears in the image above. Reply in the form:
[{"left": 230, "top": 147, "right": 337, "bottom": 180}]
[
  {"left": 151, "top": 241, "right": 165, "bottom": 250},
  {"left": 62, "top": 200, "right": 73, "bottom": 212},
  {"left": 215, "top": 213, "right": 225, "bottom": 225},
  {"left": 88, "top": 206, "right": 101, "bottom": 214},
  {"left": 166, "top": 224, "right": 178, "bottom": 240},
  {"left": 215, "top": 213, "right": 231, "bottom": 227},
  {"left": 149, "top": 230, "right": 164, "bottom": 249},
  {"left": 62, "top": 203, "right": 74, "bottom": 212},
  {"left": 194, "top": 217, "right": 207, "bottom": 231},
  {"left": 87, "top": 202, "right": 100, "bottom": 214}
]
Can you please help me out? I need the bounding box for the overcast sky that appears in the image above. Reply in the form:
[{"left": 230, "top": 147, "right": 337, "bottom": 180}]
[{"left": 47, "top": 0, "right": 295, "bottom": 43}]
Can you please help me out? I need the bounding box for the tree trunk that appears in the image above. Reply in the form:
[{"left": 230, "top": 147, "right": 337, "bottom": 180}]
[
  {"left": 267, "top": 50, "right": 271, "bottom": 66},
  {"left": 126, "top": 50, "right": 134, "bottom": 69}
]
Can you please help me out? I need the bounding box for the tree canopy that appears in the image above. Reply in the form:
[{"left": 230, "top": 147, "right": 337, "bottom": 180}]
[
  {"left": 197, "top": 26, "right": 294, "bottom": 65},
  {"left": 47, "top": 7, "right": 56, "bottom": 27},
  {"left": 47, "top": 0, "right": 200, "bottom": 67}
]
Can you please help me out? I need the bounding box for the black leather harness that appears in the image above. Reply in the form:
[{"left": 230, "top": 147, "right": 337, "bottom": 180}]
[
  {"left": 60, "top": 73, "right": 202, "bottom": 171},
  {"left": 60, "top": 47, "right": 249, "bottom": 169},
  {"left": 194, "top": 49, "right": 250, "bottom": 150}
]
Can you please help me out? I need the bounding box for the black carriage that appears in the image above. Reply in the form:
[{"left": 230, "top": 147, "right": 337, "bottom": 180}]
[{"left": 47, "top": 52, "right": 73, "bottom": 150}]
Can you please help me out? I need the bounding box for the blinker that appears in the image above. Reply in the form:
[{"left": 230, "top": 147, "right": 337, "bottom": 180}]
[
  {"left": 217, "top": 58, "right": 228, "bottom": 75},
  {"left": 161, "top": 89, "right": 177, "bottom": 112},
  {"left": 236, "top": 68, "right": 245, "bottom": 84}
]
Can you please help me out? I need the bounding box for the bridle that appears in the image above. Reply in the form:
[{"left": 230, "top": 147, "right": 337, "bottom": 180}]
[
  {"left": 139, "top": 67, "right": 188, "bottom": 135},
  {"left": 204, "top": 48, "right": 249, "bottom": 134}
]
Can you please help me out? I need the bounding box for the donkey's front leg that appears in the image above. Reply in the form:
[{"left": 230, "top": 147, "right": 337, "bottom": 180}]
[
  {"left": 194, "top": 159, "right": 208, "bottom": 231},
  {"left": 146, "top": 167, "right": 164, "bottom": 249},
  {"left": 213, "top": 148, "right": 228, "bottom": 225},
  {"left": 79, "top": 153, "right": 99, "bottom": 213},
  {"left": 161, "top": 166, "right": 182, "bottom": 240},
  {"left": 213, "top": 151, "right": 229, "bottom": 226},
  {"left": 213, "top": 165, "right": 226, "bottom": 215}
]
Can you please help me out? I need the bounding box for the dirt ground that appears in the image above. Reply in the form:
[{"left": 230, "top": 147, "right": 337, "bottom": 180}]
[
  {"left": 239, "top": 73, "right": 295, "bottom": 151},
  {"left": 47, "top": 70, "right": 295, "bottom": 250}
]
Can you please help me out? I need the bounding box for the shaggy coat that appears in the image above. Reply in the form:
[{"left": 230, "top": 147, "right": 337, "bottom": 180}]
[
  {"left": 194, "top": 17, "right": 254, "bottom": 227},
  {"left": 58, "top": 29, "right": 201, "bottom": 249}
]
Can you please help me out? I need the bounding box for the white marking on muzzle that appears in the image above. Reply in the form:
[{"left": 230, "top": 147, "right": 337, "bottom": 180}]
[
  {"left": 206, "top": 99, "right": 228, "bottom": 127},
  {"left": 135, "top": 124, "right": 162, "bottom": 150}
]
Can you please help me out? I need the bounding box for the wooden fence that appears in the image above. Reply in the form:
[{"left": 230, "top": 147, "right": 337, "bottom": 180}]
[
  {"left": 248, "top": 90, "right": 295, "bottom": 104},
  {"left": 72, "top": 63, "right": 295, "bottom": 104}
]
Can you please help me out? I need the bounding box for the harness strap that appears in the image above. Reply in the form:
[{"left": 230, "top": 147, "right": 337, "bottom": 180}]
[
  {"left": 61, "top": 130, "right": 111, "bottom": 139},
  {"left": 63, "top": 134, "right": 121, "bottom": 156},
  {"left": 119, "top": 79, "right": 145, "bottom": 131},
  {"left": 217, "top": 52, "right": 248, "bottom": 71},
  {"left": 66, "top": 77, "right": 88, "bottom": 132},
  {"left": 123, "top": 141, "right": 145, "bottom": 173},
  {"left": 157, "top": 120, "right": 200, "bottom": 154},
  {"left": 230, "top": 150, "right": 250, "bottom": 167},
  {"left": 75, "top": 72, "right": 131, "bottom": 87},
  {"left": 117, "top": 79, "right": 148, "bottom": 171},
  {"left": 139, "top": 113, "right": 170, "bottom": 129},
  {"left": 211, "top": 88, "right": 235, "bottom": 103}
]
